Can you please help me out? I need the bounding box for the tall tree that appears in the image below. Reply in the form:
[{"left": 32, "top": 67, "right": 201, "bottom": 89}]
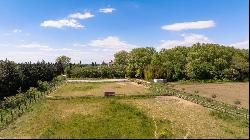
[{"left": 127, "top": 47, "right": 156, "bottom": 78}]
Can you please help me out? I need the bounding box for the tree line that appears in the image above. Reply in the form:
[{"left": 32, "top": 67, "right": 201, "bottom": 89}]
[
  {"left": 0, "top": 60, "right": 64, "bottom": 98},
  {"left": 114, "top": 43, "right": 249, "bottom": 81},
  {"left": 1, "top": 43, "right": 248, "bottom": 98},
  {"left": 65, "top": 63, "right": 125, "bottom": 79}
]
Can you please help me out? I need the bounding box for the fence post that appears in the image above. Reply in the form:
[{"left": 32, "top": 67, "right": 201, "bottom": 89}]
[
  {"left": 0, "top": 113, "right": 3, "bottom": 123},
  {"left": 11, "top": 110, "right": 14, "bottom": 121},
  {"left": 34, "top": 95, "right": 36, "bottom": 102}
]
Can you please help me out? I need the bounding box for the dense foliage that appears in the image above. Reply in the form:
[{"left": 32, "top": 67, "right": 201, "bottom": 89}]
[
  {"left": 66, "top": 64, "right": 125, "bottom": 79},
  {"left": 114, "top": 43, "right": 249, "bottom": 81},
  {"left": 0, "top": 60, "right": 64, "bottom": 97}
]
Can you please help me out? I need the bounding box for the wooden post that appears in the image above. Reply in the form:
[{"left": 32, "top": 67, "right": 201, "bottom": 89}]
[
  {"left": 0, "top": 113, "right": 3, "bottom": 123},
  {"left": 34, "top": 94, "right": 36, "bottom": 102},
  {"left": 11, "top": 110, "right": 14, "bottom": 121}
]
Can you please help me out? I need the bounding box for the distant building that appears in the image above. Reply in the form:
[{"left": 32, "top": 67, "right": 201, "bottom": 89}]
[{"left": 108, "top": 60, "right": 114, "bottom": 67}]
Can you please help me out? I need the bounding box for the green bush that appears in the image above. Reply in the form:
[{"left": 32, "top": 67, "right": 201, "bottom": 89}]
[{"left": 37, "top": 80, "right": 50, "bottom": 92}]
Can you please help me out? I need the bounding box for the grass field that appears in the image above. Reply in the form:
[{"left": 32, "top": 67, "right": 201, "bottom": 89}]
[
  {"left": 51, "top": 82, "right": 149, "bottom": 97},
  {"left": 0, "top": 82, "right": 248, "bottom": 139},
  {"left": 170, "top": 82, "right": 249, "bottom": 109}
]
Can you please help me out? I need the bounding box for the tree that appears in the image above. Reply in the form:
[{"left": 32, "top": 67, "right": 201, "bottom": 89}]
[
  {"left": 114, "top": 50, "right": 129, "bottom": 66},
  {"left": 101, "top": 61, "right": 107, "bottom": 65},
  {"left": 159, "top": 46, "right": 188, "bottom": 81},
  {"left": 127, "top": 47, "right": 156, "bottom": 78},
  {"left": 56, "top": 56, "right": 71, "bottom": 74},
  {"left": 0, "top": 60, "right": 21, "bottom": 97},
  {"left": 56, "top": 55, "right": 71, "bottom": 66}
]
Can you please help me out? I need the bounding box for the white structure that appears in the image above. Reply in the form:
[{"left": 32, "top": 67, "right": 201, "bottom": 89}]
[{"left": 153, "top": 79, "right": 167, "bottom": 83}]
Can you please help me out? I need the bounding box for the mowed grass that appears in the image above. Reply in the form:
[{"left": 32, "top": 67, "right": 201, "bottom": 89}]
[
  {"left": 170, "top": 82, "right": 249, "bottom": 109},
  {"left": 51, "top": 82, "right": 149, "bottom": 97}
]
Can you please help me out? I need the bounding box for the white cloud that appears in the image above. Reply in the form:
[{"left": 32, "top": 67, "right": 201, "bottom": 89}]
[
  {"left": 13, "top": 29, "right": 22, "bottom": 33},
  {"left": 17, "top": 43, "right": 78, "bottom": 52},
  {"left": 230, "top": 39, "right": 249, "bottom": 49},
  {"left": 69, "top": 12, "right": 94, "bottom": 19},
  {"left": 88, "top": 36, "right": 139, "bottom": 50},
  {"left": 161, "top": 20, "right": 215, "bottom": 31},
  {"left": 40, "top": 19, "right": 84, "bottom": 29},
  {"left": 158, "top": 33, "right": 211, "bottom": 49},
  {"left": 99, "top": 8, "right": 116, "bottom": 13}
]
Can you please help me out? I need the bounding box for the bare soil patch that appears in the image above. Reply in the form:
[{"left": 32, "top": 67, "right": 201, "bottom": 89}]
[{"left": 170, "top": 82, "right": 249, "bottom": 109}]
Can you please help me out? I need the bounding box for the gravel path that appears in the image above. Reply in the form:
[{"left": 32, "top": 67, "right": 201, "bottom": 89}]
[{"left": 67, "top": 79, "right": 129, "bottom": 83}]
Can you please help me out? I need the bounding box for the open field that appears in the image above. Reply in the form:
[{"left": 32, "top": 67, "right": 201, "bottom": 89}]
[
  {"left": 0, "top": 82, "right": 248, "bottom": 139},
  {"left": 170, "top": 82, "right": 249, "bottom": 109},
  {"left": 51, "top": 82, "right": 149, "bottom": 97}
]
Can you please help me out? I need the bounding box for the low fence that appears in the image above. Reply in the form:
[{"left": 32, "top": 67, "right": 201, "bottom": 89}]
[
  {"left": 0, "top": 92, "right": 45, "bottom": 129},
  {"left": 0, "top": 80, "right": 65, "bottom": 129}
]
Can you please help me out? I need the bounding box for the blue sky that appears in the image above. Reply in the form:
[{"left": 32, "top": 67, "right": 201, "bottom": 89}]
[{"left": 0, "top": 0, "right": 249, "bottom": 63}]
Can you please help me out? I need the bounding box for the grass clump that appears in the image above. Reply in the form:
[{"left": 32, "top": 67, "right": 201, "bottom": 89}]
[
  {"left": 211, "top": 94, "right": 217, "bottom": 98},
  {"left": 234, "top": 100, "right": 241, "bottom": 105},
  {"left": 194, "top": 90, "right": 199, "bottom": 94},
  {"left": 209, "top": 111, "right": 249, "bottom": 128}
]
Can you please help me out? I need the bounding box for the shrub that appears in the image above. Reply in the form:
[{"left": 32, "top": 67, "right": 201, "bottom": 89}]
[
  {"left": 234, "top": 100, "right": 241, "bottom": 105},
  {"left": 194, "top": 90, "right": 199, "bottom": 93},
  {"left": 25, "top": 87, "right": 40, "bottom": 98},
  {"left": 207, "top": 98, "right": 213, "bottom": 102},
  {"left": 211, "top": 94, "right": 217, "bottom": 98},
  {"left": 37, "top": 80, "right": 50, "bottom": 92}
]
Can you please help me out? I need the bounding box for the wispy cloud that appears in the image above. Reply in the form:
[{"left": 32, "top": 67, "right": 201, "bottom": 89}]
[
  {"left": 73, "top": 43, "right": 87, "bottom": 47},
  {"left": 88, "top": 36, "right": 139, "bottom": 50},
  {"left": 40, "top": 19, "right": 84, "bottom": 29},
  {"left": 17, "top": 43, "right": 79, "bottom": 52},
  {"left": 230, "top": 39, "right": 249, "bottom": 49},
  {"left": 17, "top": 43, "right": 49, "bottom": 49},
  {"left": 99, "top": 8, "right": 116, "bottom": 13},
  {"left": 158, "top": 33, "right": 211, "bottom": 49},
  {"left": 13, "top": 29, "right": 22, "bottom": 33},
  {"left": 69, "top": 11, "right": 94, "bottom": 19},
  {"left": 161, "top": 20, "right": 215, "bottom": 31}
]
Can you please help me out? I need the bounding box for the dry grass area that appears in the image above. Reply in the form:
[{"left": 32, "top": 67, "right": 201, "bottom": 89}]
[
  {"left": 120, "top": 96, "right": 249, "bottom": 139},
  {"left": 51, "top": 82, "right": 149, "bottom": 97},
  {"left": 170, "top": 82, "right": 249, "bottom": 109}
]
